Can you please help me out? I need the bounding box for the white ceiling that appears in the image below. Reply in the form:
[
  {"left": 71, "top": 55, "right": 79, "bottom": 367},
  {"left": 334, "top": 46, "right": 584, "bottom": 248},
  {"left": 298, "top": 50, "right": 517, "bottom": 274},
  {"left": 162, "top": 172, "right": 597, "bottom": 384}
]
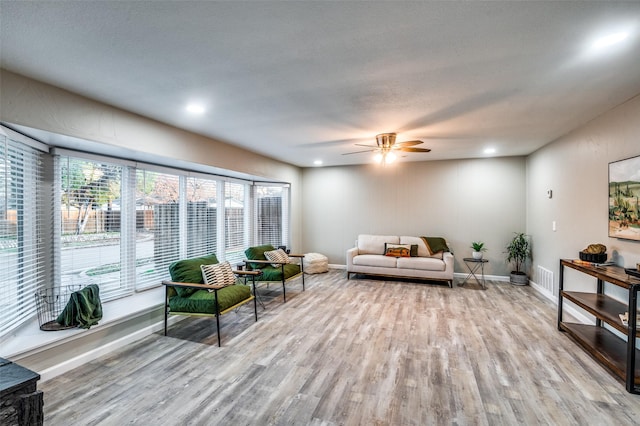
[{"left": 2, "top": 1, "right": 640, "bottom": 168}]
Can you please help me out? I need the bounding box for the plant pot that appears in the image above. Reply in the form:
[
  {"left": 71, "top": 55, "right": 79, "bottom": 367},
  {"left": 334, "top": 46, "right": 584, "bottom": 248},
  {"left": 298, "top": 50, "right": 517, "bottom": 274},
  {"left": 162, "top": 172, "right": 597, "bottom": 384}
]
[
  {"left": 510, "top": 271, "right": 528, "bottom": 285},
  {"left": 472, "top": 251, "right": 483, "bottom": 260}
]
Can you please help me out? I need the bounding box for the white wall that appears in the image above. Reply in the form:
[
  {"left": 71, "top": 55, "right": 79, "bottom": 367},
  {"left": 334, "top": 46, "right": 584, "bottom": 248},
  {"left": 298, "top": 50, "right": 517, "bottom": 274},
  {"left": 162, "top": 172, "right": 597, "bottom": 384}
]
[
  {"left": 527, "top": 94, "right": 640, "bottom": 298},
  {"left": 302, "top": 156, "right": 527, "bottom": 276}
]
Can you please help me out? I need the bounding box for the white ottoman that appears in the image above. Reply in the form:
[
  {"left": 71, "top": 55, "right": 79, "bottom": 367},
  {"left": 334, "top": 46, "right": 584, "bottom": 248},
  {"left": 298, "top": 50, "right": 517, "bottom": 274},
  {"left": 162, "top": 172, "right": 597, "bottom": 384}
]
[{"left": 303, "top": 252, "right": 329, "bottom": 274}]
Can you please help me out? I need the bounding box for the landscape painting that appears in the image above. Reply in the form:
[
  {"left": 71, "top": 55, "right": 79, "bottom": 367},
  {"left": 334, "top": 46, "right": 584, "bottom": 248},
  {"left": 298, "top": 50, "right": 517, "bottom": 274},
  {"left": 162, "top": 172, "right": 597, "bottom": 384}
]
[{"left": 609, "top": 155, "right": 640, "bottom": 241}]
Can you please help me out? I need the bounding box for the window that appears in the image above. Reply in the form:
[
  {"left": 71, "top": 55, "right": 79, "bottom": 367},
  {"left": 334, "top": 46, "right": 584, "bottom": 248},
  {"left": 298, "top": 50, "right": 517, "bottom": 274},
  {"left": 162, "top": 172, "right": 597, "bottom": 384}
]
[
  {"left": 58, "top": 156, "right": 128, "bottom": 298},
  {"left": 224, "top": 181, "right": 247, "bottom": 264},
  {"left": 0, "top": 127, "right": 290, "bottom": 339},
  {"left": 135, "top": 169, "right": 180, "bottom": 290},
  {"left": 253, "top": 183, "right": 290, "bottom": 248},
  {"left": 0, "top": 129, "right": 48, "bottom": 335},
  {"left": 185, "top": 176, "right": 217, "bottom": 258}
]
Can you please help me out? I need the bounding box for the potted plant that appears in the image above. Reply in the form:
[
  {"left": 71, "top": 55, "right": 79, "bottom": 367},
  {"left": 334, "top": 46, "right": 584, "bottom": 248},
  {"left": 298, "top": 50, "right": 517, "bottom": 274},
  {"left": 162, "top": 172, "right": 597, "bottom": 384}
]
[
  {"left": 505, "top": 232, "right": 531, "bottom": 285},
  {"left": 470, "top": 241, "right": 486, "bottom": 259}
]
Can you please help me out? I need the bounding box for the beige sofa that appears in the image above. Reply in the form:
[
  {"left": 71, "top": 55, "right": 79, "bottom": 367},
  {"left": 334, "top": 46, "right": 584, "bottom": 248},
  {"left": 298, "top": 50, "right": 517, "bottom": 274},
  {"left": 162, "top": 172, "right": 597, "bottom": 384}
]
[{"left": 346, "top": 234, "right": 454, "bottom": 287}]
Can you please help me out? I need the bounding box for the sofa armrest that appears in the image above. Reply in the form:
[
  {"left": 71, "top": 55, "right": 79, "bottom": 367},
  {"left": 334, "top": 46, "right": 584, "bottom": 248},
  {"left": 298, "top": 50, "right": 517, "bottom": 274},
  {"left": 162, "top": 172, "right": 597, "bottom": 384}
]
[
  {"left": 443, "top": 251, "right": 454, "bottom": 272},
  {"left": 346, "top": 247, "right": 359, "bottom": 269}
]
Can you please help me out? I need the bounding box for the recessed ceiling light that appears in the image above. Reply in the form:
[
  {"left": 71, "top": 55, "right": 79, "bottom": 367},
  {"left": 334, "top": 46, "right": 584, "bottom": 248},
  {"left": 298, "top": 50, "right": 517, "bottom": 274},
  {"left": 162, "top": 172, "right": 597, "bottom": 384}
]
[
  {"left": 313, "top": 160, "right": 323, "bottom": 166},
  {"left": 186, "top": 103, "right": 206, "bottom": 114},
  {"left": 484, "top": 147, "right": 496, "bottom": 155}
]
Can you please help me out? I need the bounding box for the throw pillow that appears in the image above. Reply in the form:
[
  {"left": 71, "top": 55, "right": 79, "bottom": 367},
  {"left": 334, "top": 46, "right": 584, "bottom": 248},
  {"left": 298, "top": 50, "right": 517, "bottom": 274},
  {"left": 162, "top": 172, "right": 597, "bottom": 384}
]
[
  {"left": 421, "top": 237, "right": 450, "bottom": 255},
  {"left": 201, "top": 261, "right": 236, "bottom": 288},
  {"left": 264, "top": 248, "right": 290, "bottom": 267},
  {"left": 384, "top": 243, "right": 412, "bottom": 257},
  {"left": 410, "top": 244, "right": 419, "bottom": 257}
]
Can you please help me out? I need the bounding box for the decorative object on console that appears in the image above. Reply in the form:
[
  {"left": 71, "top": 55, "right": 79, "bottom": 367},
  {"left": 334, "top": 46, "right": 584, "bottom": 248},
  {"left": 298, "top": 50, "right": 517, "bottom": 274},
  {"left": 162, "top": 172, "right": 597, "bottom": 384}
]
[
  {"left": 470, "top": 241, "right": 487, "bottom": 259},
  {"left": 505, "top": 232, "right": 531, "bottom": 285},
  {"left": 579, "top": 243, "right": 607, "bottom": 264},
  {"left": 608, "top": 154, "right": 640, "bottom": 241}
]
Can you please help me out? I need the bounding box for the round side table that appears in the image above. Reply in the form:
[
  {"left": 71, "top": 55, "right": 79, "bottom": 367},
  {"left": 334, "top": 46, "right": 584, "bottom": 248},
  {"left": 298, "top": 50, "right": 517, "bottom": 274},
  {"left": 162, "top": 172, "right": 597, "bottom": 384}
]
[{"left": 459, "top": 257, "right": 489, "bottom": 289}]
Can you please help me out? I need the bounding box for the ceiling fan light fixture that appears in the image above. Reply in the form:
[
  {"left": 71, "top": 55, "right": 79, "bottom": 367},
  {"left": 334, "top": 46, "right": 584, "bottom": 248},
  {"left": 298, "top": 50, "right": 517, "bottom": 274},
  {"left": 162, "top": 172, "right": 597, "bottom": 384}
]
[
  {"left": 375, "top": 150, "right": 396, "bottom": 165},
  {"left": 376, "top": 133, "right": 397, "bottom": 148}
]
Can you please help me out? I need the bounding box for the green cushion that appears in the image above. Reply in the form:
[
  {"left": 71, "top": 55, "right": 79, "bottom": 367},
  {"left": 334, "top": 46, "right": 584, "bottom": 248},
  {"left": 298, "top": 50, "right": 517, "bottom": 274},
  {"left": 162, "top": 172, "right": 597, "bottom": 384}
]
[
  {"left": 244, "top": 245, "right": 275, "bottom": 269},
  {"left": 258, "top": 263, "right": 301, "bottom": 281},
  {"left": 168, "top": 284, "right": 252, "bottom": 315},
  {"left": 421, "top": 237, "right": 450, "bottom": 254},
  {"left": 168, "top": 254, "right": 219, "bottom": 297}
]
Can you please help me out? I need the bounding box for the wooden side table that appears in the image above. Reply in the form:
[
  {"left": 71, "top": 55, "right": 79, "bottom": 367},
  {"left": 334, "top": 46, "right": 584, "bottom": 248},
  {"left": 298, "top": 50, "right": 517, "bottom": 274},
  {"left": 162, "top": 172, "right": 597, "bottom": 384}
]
[{"left": 459, "top": 257, "right": 489, "bottom": 289}]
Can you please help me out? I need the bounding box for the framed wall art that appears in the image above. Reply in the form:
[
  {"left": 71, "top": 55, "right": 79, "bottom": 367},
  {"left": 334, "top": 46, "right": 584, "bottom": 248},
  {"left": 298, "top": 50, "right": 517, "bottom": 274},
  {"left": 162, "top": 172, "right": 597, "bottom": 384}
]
[{"left": 609, "top": 154, "right": 640, "bottom": 241}]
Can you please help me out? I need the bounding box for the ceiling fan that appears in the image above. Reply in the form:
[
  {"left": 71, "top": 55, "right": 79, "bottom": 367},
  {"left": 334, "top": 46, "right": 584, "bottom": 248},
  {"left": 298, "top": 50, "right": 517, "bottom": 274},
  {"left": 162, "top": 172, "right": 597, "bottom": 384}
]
[{"left": 343, "top": 133, "right": 431, "bottom": 164}]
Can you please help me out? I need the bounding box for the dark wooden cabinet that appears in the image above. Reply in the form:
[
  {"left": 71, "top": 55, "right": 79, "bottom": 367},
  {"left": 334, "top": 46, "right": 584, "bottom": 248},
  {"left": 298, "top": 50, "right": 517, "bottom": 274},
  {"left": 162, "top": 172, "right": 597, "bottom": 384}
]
[{"left": 558, "top": 259, "right": 640, "bottom": 394}]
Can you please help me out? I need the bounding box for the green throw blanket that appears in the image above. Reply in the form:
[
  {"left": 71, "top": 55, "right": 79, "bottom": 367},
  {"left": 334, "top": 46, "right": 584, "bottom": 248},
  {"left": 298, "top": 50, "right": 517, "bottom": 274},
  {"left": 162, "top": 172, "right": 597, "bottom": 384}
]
[
  {"left": 56, "top": 284, "right": 103, "bottom": 329},
  {"left": 420, "top": 236, "right": 450, "bottom": 255}
]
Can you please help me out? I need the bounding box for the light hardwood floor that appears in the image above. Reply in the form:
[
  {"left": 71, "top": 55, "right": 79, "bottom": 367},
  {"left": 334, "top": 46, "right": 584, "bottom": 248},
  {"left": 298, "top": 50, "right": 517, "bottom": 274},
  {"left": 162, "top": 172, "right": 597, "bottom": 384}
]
[{"left": 40, "top": 271, "right": 640, "bottom": 425}]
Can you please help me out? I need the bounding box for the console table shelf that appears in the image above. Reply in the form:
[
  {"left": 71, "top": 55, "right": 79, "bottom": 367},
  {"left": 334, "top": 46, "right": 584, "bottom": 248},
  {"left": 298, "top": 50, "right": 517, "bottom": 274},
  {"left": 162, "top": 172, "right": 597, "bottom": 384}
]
[
  {"left": 558, "top": 259, "right": 640, "bottom": 394},
  {"left": 559, "top": 322, "right": 640, "bottom": 385}
]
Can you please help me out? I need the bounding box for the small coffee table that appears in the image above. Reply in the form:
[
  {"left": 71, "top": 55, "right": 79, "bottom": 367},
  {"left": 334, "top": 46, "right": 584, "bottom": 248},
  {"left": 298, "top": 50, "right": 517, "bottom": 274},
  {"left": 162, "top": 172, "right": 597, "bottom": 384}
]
[{"left": 459, "top": 257, "right": 489, "bottom": 289}]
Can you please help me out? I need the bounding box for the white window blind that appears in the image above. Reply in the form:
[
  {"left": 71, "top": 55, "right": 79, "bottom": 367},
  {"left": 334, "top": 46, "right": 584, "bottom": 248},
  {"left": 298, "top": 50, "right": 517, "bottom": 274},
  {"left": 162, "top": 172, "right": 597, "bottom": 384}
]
[
  {"left": 135, "top": 169, "right": 180, "bottom": 290},
  {"left": 0, "top": 133, "right": 47, "bottom": 335},
  {"left": 185, "top": 176, "right": 217, "bottom": 259},
  {"left": 253, "top": 184, "right": 289, "bottom": 248},
  {"left": 224, "top": 181, "right": 247, "bottom": 264},
  {"left": 58, "top": 156, "right": 129, "bottom": 299}
]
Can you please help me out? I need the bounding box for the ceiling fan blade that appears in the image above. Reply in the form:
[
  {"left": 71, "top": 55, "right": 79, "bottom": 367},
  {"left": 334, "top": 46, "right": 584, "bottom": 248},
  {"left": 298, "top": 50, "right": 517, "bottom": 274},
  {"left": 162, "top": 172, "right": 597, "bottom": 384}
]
[
  {"left": 342, "top": 149, "right": 377, "bottom": 155},
  {"left": 395, "top": 140, "right": 423, "bottom": 147},
  {"left": 354, "top": 143, "right": 378, "bottom": 148},
  {"left": 397, "top": 147, "right": 431, "bottom": 153}
]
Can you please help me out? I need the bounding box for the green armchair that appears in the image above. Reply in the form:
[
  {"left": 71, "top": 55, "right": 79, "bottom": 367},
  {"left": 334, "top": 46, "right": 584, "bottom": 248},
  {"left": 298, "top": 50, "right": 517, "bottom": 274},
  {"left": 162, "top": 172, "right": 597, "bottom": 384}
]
[
  {"left": 244, "top": 245, "right": 305, "bottom": 302},
  {"left": 162, "top": 253, "right": 260, "bottom": 346}
]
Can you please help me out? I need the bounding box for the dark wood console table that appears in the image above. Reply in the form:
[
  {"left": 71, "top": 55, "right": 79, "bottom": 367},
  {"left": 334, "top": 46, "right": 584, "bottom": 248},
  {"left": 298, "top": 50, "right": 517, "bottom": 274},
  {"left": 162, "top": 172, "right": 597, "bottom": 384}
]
[
  {"left": 558, "top": 259, "right": 640, "bottom": 394},
  {"left": 0, "top": 358, "right": 43, "bottom": 425}
]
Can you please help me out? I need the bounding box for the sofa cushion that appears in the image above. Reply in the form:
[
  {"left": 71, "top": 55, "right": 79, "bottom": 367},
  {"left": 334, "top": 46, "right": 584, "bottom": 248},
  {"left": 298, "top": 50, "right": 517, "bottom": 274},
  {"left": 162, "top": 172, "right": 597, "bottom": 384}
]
[
  {"left": 259, "top": 263, "right": 302, "bottom": 281},
  {"left": 397, "top": 257, "right": 446, "bottom": 271},
  {"left": 168, "top": 285, "right": 252, "bottom": 314},
  {"left": 357, "top": 234, "right": 399, "bottom": 255},
  {"left": 353, "top": 254, "right": 397, "bottom": 268},
  {"left": 169, "top": 253, "right": 219, "bottom": 297}
]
